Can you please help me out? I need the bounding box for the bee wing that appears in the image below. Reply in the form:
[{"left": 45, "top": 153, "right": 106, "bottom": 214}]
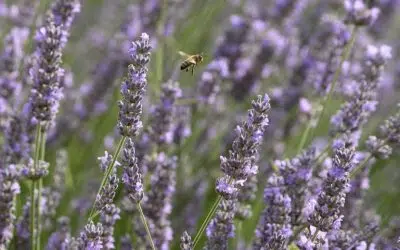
[{"left": 178, "top": 51, "right": 190, "bottom": 57}]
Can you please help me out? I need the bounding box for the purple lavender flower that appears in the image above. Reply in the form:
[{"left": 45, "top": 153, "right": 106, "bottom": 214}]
[
  {"left": 118, "top": 33, "right": 152, "bottom": 138},
  {"left": 50, "top": 0, "right": 81, "bottom": 48},
  {"left": 94, "top": 151, "right": 120, "bottom": 212},
  {"left": 330, "top": 44, "right": 392, "bottom": 147},
  {"left": 205, "top": 198, "right": 236, "bottom": 250},
  {"left": 253, "top": 174, "right": 292, "bottom": 250},
  {"left": 42, "top": 150, "right": 68, "bottom": 229},
  {"left": 79, "top": 221, "right": 104, "bottom": 250},
  {"left": 2, "top": 114, "right": 30, "bottom": 164},
  {"left": 235, "top": 174, "right": 257, "bottom": 220},
  {"left": 25, "top": 12, "right": 64, "bottom": 129},
  {"left": 0, "top": 164, "right": 21, "bottom": 249},
  {"left": 143, "top": 152, "right": 177, "bottom": 250},
  {"left": 121, "top": 138, "right": 144, "bottom": 203},
  {"left": 15, "top": 200, "right": 31, "bottom": 249},
  {"left": 277, "top": 147, "right": 316, "bottom": 225},
  {"left": 21, "top": 158, "right": 49, "bottom": 180},
  {"left": 305, "top": 15, "right": 350, "bottom": 95},
  {"left": 196, "top": 58, "right": 229, "bottom": 105},
  {"left": 148, "top": 80, "right": 182, "bottom": 146},
  {"left": 344, "top": 0, "right": 380, "bottom": 26},
  {"left": 180, "top": 231, "right": 193, "bottom": 250},
  {"left": 217, "top": 94, "right": 270, "bottom": 199},
  {"left": 214, "top": 15, "right": 250, "bottom": 74},
  {"left": 366, "top": 105, "right": 400, "bottom": 159},
  {"left": 100, "top": 204, "right": 121, "bottom": 249},
  {"left": 308, "top": 145, "right": 354, "bottom": 232},
  {"left": 46, "top": 217, "right": 70, "bottom": 250}
]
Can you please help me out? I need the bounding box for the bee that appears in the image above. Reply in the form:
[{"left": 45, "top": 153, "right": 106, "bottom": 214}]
[{"left": 178, "top": 51, "right": 203, "bottom": 75}]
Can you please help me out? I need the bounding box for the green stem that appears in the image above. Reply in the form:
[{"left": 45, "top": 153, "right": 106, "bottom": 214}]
[
  {"left": 137, "top": 203, "right": 156, "bottom": 250},
  {"left": 297, "top": 26, "right": 358, "bottom": 153},
  {"left": 88, "top": 136, "right": 127, "bottom": 220},
  {"left": 30, "top": 124, "right": 41, "bottom": 250},
  {"left": 36, "top": 130, "right": 46, "bottom": 250},
  {"left": 193, "top": 195, "right": 223, "bottom": 248}
]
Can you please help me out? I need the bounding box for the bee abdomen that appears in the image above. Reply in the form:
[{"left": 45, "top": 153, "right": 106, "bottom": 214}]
[{"left": 180, "top": 62, "right": 190, "bottom": 70}]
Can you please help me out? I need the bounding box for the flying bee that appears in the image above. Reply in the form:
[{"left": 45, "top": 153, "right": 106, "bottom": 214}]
[{"left": 178, "top": 51, "right": 203, "bottom": 75}]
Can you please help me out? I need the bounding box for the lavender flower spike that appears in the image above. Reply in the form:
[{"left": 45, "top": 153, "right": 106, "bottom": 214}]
[
  {"left": 0, "top": 164, "right": 21, "bottom": 249},
  {"left": 253, "top": 174, "right": 292, "bottom": 250},
  {"left": 51, "top": 0, "right": 81, "bottom": 48},
  {"left": 308, "top": 144, "right": 355, "bottom": 232},
  {"left": 205, "top": 199, "right": 236, "bottom": 250},
  {"left": 26, "top": 12, "right": 64, "bottom": 128},
  {"left": 217, "top": 94, "right": 270, "bottom": 199},
  {"left": 121, "top": 138, "right": 144, "bottom": 203},
  {"left": 118, "top": 33, "right": 152, "bottom": 138},
  {"left": 180, "top": 231, "right": 193, "bottom": 250}
]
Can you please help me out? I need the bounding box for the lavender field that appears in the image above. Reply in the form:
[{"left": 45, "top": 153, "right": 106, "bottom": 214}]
[{"left": 1, "top": 0, "right": 400, "bottom": 249}]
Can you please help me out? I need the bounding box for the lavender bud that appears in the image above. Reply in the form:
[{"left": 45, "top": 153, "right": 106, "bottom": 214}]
[
  {"left": 236, "top": 175, "right": 257, "bottom": 220},
  {"left": 118, "top": 33, "right": 152, "bottom": 138},
  {"left": 0, "top": 164, "right": 21, "bottom": 249},
  {"left": 379, "top": 107, "right": 400, "bottom": 146},
  {"left": 26, "top": 12, "right": 64, "bottom": 128},
  {"left": 121, "top": 138, "right": 144, "bottom": 203},
  {"left": 218, "top": 94, "right": 270, "bottom": 187},
  {"left": 253, "top": 174, "right": 292, "bottom": 250},
  {"left": 308, "top": 146, "right": 354, "bottom": 232},
  {"left": 2, "top": 114, "right": 30, "bottom": 164},
  {"left": 180, "top": 231, "right": 193, "bottom": 250},
  {"left": 79, "top": 221, "right": 104, "bottom": 250},
  {"left": 148, "top": 80, "right": 182, "bottom": 146},
  {"left": 143, "top": 153, "right": 177, "bottom": 249},
  {"left": 365, "top": 136, "right": 392, "bottom": 159},
  {"left": 46, "top": 217, "right": 70, "bottom": 250},
  {"left": 100, "top": 204, "right": 121, "bottom": 249},
  {"left": 21, "top": 159, "right": 49, "bottom": 180},
  {"left": 51, "top": 0, "right": 81, "bottom": 48},
  {"left": 205, "top": 199, "right": 236, "bottom": 250}
]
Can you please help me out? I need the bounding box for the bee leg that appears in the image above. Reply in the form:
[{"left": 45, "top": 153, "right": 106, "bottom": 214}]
[
  {"left": 191, "top": 64, "right": 196, "bottom": 75},
  {"left": 186, "top": 68, "right": 189, "bottom": 72}
]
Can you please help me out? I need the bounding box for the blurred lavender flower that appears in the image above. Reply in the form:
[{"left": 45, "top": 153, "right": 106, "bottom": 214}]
[
  {"left": 2, "top": 114, "right": 30, "bottom": 164},
  {"left": 180, "top": 231, "right": 193, "bottom": 250},
  {"left": 143, "top": 153, "right": 177, "bottom": 250},
  {"left": 118, "top": 33, "right": 152, "bottom": 138},
  {"left": 0, "top": 27, "right": 29, "bottom": 110},
  {"left": 121, "top": 138, "right": 144, "bottom": 203},
  {"left": 235, "top": 174, "right": 257, "bottom": 220},
  {"left": 344, "top": 0, "right": 380, "bottom": 26},
  {"left": 253, "top": 174, "right": 292, "bottom": 250},
  {"left": 100, "top": 204, "right": 121, "bottom": 249},
  {"left": 308, "top": 145, "right": 355, "bottom": 232},
  {"left": 277, "top": 147, "right": 316, "bottom": 226},
  {"left": 214, "top": 15, "right": 250, "bottom": 74},
  {"left": 305, "top": 15, "right": 350, "bottom": 95},
  {"left": 94, "top": 151, "right": 120, "bottom": 212},
  {"left": 15, "top": 200, "right": 31, "bottom": 249},
  {"left": 172, "top": 106, "right": 192, "bottom": 145},
  {"left": 0, "top": 164, "right": 21, "bottom": 249},
  {"left": 46, "top": 217, "right": 70, "bottom": 250},
  {"left": 196, "top": 58, "right": 229, "bottom": 105},
  {"left": 330, "top": 44, "right": 392, "bottom": 147},
  {"left": 205, "top": 199, "right": 236, "bottom": 250},
  {"left": 148, "top": 80, "right": 182, "bottom": 146},
  {"left": 41, "top": 150, "right": 68, "bottom": 230},
  {"left": 21, "top": 158, "right": 49, "bottom": 181},
  {"left": 216, "top": 94, "right": 270, "bottom": 199},
  {"left": 79, "top": 221, "right": 104, "bottom": 250},
  {"left": 366, "top": 105, "right": 400, "bottom": 159}
]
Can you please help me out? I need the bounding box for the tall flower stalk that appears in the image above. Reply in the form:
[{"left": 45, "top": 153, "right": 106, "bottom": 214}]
[{"left": 87, "top": 32, "right": 155, "bottom": 249}]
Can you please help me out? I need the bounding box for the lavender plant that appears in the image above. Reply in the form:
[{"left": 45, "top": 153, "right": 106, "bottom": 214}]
[{"left": 0, "top": 1, "right": 400, "bottom": 250}]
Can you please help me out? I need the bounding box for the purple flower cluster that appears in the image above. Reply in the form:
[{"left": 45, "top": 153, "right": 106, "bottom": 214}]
[{"left": 1, "top": 1, "right": 400, "bottom": 249}]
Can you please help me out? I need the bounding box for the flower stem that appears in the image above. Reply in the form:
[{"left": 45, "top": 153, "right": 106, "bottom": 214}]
[
  {"left": 297, "top": 25, "right": 358, "bottom": 154},
  {"left": 35, "top": 129, "right": 46, "bottom": 250},
  {"left": 30, "top": 124, "right": 41, "bottom": 250},
  {"left": 88, "top": 136, "right": 127, "bottom": 220},
  {"left": 193, "top": 194, "right": 223, "bottom": 248},
  {"left": 137, "top": 202, "right": 156, "bottom": 250}
]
